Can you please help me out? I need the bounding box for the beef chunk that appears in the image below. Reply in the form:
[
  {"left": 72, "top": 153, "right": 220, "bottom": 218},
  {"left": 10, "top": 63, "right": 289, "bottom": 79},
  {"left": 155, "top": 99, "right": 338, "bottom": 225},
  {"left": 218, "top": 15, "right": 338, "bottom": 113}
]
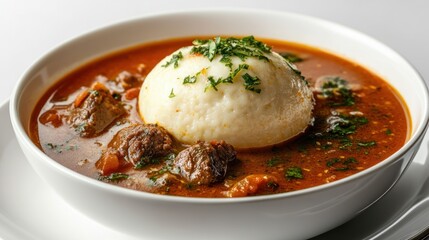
[
  {"left": 106, "top": 124, "right": 173, "bottom": 166},
  {"left": 173, "top": 141, "right": 236, "bottom": 185},
  {"left": 115, "top": 71, "right": 143, "bottom": 89},
  {"left": 68, "top": 89, "right": 125, "bottom": 137}
]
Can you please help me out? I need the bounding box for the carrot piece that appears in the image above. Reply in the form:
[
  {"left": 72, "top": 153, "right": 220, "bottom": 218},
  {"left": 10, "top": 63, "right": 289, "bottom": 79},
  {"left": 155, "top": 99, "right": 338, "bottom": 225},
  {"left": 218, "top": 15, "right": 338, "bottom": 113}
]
[
  {"left": 91, "top": 81, "right": 108, "bottom": 92},
  {"left": 124, "top": 87, "right": 140, "bottom": 100},
  {"left": 74, "top": 89, "right": 90, "bottom": 107},
  {"left": 96, "top": 153, "right": 120, "bottom": 175}
]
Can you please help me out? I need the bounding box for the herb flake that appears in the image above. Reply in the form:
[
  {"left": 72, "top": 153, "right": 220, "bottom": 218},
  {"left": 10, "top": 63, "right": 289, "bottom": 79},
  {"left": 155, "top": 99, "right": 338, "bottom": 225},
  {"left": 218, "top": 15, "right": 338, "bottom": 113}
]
[
  {"left": 267, "top": 156, "right": 282, "bottom": 167},
  {"left": 162, "top": 51, "right": 183, "bottom": 68},
  {"left": 326, "top": 157, "right": 358, "bottom": 171},
  {"left": 279, "top": 52, "right": 303, "bottom": 63},
  {"left": 321, "top": 77, "right": 355, "bottom": 106},
  {"left": 285, "top": 167, "right": 304, "bottom": 179},
  {"left": 169, "top": 88, "right": 176, "bottom": 98},
  {"left": 98, "top": 173, "right": 129, "bottom": 182},
  {"left": 242, "top": 73, "right": 261, "bottom": 93}
]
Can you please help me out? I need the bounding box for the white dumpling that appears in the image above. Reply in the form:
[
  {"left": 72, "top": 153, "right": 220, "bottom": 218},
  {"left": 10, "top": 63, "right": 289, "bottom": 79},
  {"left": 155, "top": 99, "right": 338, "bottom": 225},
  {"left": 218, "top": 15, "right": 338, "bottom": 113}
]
[{"left": 139, "top": 37, "right": 314, "bottom": 149}]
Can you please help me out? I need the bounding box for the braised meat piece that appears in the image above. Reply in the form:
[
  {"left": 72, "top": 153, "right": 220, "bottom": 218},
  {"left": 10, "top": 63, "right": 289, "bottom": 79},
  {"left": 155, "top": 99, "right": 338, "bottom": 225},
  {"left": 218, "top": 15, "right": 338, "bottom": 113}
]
[
  {"left": 115, "top": 71, "right": 143, "bottom": 89},
  {"left": 68, "top": 89, "right": 125, "bottom": 138},
  {"left": 105, "top": 124, "right": 173, "bottom": 167},
  {"left": 173, "top": 141, "right": 236, "bottom": 185}
]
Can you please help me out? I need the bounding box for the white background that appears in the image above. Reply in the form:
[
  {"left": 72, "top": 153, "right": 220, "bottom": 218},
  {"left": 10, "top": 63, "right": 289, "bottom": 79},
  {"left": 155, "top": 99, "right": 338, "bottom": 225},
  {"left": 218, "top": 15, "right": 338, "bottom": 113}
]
[{"left": 1, "top": 0, "right": 428, "bottom": 105}]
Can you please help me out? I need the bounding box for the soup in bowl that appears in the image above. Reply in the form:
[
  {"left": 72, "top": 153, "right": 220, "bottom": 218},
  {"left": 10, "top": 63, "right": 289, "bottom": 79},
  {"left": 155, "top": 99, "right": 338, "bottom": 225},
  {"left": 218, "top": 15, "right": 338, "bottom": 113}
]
[{"left": 10, "top": 9, "right": 429, "bottom": 240}]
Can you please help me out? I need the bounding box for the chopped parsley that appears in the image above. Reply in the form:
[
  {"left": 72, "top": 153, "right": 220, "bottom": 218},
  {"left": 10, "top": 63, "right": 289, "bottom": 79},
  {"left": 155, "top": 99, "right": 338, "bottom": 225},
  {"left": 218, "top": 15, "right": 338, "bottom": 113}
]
[
  {"left": 327, "top": 114, "right": 368, "bottom": 137},
  {"left": 163, "top": 36, "right": 307, "bottom": 94},
  {"left": 45, "top": 142, "right": 78, "bottom": 153},
  {"left": 134, "top": 156, "right": 161, "bottom": 169},
  {"left": 242, "top": 73, "right": 261, "bottom": 93},
  {"left": 192, "top": 36, "right": 269, "bottom": 93},
  {"left": 183, "top": 75, "right": 198, "bottom": 84},
  {"left": 191, "top": 36, "right": 271, "bottom": 93},
  {"left": 338, "top": 138, "right": 353, "bottom": 150},
  {"left": 326, "top": 157, "right": 358, "bottom": 171},
  {"left": 183, "top": 68, "right": 207, "bottom": 85},
  {"left": 206, "top": 76, "right": 222, "bottom": 91},
  {"left": 266, "top": 156, "right": 282, "bottom": 167},
  {"left": 230, "top": 64, "right": 249, "bottom": 80},
  {"left": 162, "top": 51, "right": 183, "bottom": 68},
  {"left": 321, "top": 77, "right": 355, "bottom": 106},
  {"left": 191, "top": 36, "right": 271, "bottom": 63},
  {"left": 279, "top": 52, "right": 303, "bottom": 63},
  {"left": 135, "top": 153, "right": 176, "bottom": 170},
  {"left": 98, "top": 173, "right": 129, "bottom": 182},
  {"left": 357, "top": 141, "right": 377, "bottom": 147},
  {"left": 204, "top": 64, "right": 250, "bottom": 92},
  {"left": 169, "top": 88, "right": 176, "bottom": 98},
  {"left": 285, "top": 167, "right": 304, "bottom": 179}
]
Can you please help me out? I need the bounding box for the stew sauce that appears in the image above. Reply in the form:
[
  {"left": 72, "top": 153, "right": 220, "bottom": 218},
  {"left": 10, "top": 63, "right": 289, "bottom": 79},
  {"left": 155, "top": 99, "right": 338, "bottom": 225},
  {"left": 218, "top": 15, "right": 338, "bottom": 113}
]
[{"left": 30, "top": 37, "right": 409, "bottom": 197}]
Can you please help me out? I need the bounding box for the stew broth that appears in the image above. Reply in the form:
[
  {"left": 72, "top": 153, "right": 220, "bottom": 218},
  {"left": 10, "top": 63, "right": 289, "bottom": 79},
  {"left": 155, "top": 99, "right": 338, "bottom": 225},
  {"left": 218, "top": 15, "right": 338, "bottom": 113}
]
[{"left": 30, "top": 37, "right": 409, "bottom": 197}]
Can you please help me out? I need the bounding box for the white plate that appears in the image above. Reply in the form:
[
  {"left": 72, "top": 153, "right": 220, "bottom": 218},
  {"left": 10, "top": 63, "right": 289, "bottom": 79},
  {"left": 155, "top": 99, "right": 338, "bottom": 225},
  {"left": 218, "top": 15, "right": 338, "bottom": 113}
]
[{"left": 1, "top": 99, "right": 428, "bottom": 240}]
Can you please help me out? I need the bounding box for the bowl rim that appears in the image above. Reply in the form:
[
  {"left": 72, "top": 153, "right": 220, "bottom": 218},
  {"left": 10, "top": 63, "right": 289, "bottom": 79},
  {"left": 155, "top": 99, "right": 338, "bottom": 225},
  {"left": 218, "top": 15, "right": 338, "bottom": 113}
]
[{"left": 9, "top": 8, "right": 429, "bottom": 204}]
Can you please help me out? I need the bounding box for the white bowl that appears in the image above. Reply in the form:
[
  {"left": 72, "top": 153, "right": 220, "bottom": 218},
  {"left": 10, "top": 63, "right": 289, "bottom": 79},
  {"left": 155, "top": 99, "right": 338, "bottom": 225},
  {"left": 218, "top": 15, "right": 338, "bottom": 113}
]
[{"left": 10, "top": 9, "right": 429, "bottom": 240}]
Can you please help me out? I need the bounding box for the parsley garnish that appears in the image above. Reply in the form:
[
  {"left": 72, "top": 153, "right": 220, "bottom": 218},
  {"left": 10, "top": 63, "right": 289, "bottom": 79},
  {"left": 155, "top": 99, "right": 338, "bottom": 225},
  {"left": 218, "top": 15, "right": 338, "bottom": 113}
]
[
  {"left": 45, "top": 142, "right": 78, "bottom": 153},
  {"left": 191, "top": 36, "right": 271, "bottom": 63},
  {"left": 183, "top": 68, "right": 206, "bottom": 85},
  {"left": 206, "top": 76, "right": 221, "bottom": 91},
  {"left": 285, "top": 167, "right": 304, "bottom": 179},
  {"left": 135, "top": 153, "right": 176, "bottom": 170},
  {"left": 279, "top": 52, "right": 303, "bottom": 63},
  {"left": 326, "top": 157, "right": 358, "bottom": 171},
  {"left": 190, "top": 36, "right": 271, "bottom": 93},
  {"left": 98, "top": 173, "right": 129, "bottom": 182},
  {"left": 321, "top": 77, "right": 355, "bottom": 106},
  {"left": 162, "top": 51, "right": 183, "bottom": 68},
  {"left": 267, "top": 156, "right": 282, "bottom": 167},
  {"left": 242, "top": 73, "right": 261, "bottom": 93},
  {"left": 357, "top": 141, "right": 377, "bottom": 147},
  {"left": 169, "top": 88, "right": 176, "bottom": 98},
  {"left": 165, "top": 36, "right": 305, "bottom": 94},
  {"left": 338, "top": 138, "right": 353, "bottom": 150},
  {"left": 327, "top": 114, "right": 368, "bottom": 137},
  {"left": 183, "top": 75, "right": 198, "bottom": 84},
  {"left": 204, "top": 64, "right": 249, "bottom": 92}
]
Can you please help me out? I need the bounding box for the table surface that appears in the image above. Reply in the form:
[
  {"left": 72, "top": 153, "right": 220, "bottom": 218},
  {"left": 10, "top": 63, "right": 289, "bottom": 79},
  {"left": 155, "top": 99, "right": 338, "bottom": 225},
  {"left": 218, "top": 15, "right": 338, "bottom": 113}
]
[{"left": 1, "top": 0, "right": 428, "bottom": 104}]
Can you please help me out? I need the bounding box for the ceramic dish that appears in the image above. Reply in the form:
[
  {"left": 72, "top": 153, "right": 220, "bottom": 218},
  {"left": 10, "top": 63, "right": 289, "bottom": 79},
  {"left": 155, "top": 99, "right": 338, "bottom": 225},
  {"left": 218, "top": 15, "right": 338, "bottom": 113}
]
[
  {"left": 9, "top": 9, "right": 429, "bottom": 240},
  {"left": 2, "top": 100, "right": 429, "bottom": 239}
]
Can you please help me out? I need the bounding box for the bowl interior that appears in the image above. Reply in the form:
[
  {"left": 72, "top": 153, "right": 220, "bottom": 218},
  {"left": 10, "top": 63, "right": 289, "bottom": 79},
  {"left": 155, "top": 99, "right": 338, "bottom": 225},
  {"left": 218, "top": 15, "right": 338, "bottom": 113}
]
[{"left": 12, "top": 9, "right": 429, "bottom": 195}]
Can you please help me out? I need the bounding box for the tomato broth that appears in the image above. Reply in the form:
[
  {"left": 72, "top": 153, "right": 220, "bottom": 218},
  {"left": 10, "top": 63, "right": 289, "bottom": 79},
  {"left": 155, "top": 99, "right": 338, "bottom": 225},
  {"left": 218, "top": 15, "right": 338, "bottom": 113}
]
[{"left": 30, "top": 37, "right": 409, "bottom": 197}]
